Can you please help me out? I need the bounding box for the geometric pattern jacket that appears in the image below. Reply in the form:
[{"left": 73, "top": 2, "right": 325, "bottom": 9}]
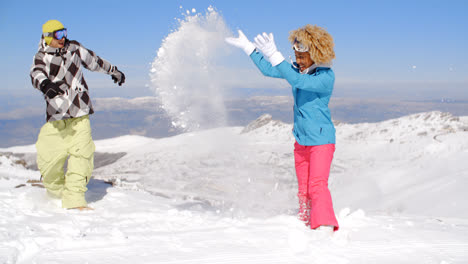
[{"left": 30, "top": 38, "right": 115, "bottom": 122}]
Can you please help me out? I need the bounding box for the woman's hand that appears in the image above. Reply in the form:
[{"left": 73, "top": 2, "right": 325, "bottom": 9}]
[
  {"left": 254, "top": 32, "right": 285, "bottom": 66},
  {"left": 225, "top": 30, "right": 256, "bottom": 56}
]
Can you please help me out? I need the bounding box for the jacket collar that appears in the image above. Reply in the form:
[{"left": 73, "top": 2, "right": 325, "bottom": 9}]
[
  {"left": 300, "top": 62, "right": 332, "bottom": 74},
  {"left": 291, "top": 59, "right": 332, "bottom": 74},
  {"left": 38, "top": 37, "right": 69, "bottom": 55}
]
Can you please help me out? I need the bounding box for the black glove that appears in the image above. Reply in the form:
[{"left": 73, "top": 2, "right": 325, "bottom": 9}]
[
  {"left": 40, "top": 80, "right": 65, "bottom": 99},
  {"left": 111, "top": 66, "right": 125, "bottom": 86}
]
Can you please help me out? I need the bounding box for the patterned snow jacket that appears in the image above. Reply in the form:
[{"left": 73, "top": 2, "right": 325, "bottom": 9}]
[
  {"left": 30, "top": 38, "right": 116, "bottom": 122},
  {"left": 250, "top": 51, "right": 335, "bottom": 146}
]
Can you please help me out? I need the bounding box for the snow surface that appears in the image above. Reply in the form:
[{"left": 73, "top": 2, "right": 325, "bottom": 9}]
[{"left": 1, "top": 111, "right": 468, "bottom": 263}]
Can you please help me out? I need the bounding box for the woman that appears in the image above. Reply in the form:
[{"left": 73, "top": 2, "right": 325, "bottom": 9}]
[{"left": 226, "top": 25, "right": 339, "bottom": 232}]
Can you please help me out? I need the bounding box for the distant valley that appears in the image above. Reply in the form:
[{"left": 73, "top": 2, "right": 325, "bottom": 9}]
[{"left": 1, "top": 96, "right": 467, "bottom": 147}]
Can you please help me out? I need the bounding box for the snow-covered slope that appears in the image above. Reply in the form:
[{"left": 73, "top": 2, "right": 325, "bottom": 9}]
[
  {"left": 88, "top": 111, "right": 468, "bottom": 218},
  {"left": 333, "top": 111, "right": 468, "bottom": 218},
  {"left": 1, "top": 111, "right": 467, "bottom": 263}
]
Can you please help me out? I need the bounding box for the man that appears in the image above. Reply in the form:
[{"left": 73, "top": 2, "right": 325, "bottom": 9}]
[{"left": 30, "top": 20, "right": 125, "bottom": 210}]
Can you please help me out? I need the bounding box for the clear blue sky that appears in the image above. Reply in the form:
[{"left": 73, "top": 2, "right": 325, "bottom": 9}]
[{"left": 1, "top": 0, "right": 467, "bottom": 102}]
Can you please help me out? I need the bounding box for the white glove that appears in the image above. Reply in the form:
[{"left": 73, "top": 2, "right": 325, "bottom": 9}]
[
  {"left": 225, "top": 30, "right": 256, "bottom": 56},
  {"left": 254, "top": 32, "right": 285, "bottom": 66}
]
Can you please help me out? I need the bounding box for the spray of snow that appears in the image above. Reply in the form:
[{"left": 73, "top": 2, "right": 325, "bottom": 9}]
[{"left": 149, "top": 6, "right": 232, "bottom": 131}]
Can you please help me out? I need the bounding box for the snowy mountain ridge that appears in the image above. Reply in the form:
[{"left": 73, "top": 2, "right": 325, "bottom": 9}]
[
  {"left": 93, "top": 97, "right": 160, "bottom": 111},
  {"left": 93, "top": 96, "right": 293, "bottom": 112},
  {"left": 5, "top": 110, "right": 466, "bottom": 218},
  {"left": 337, "top": 110, "right": 468, "bottom": 141}
]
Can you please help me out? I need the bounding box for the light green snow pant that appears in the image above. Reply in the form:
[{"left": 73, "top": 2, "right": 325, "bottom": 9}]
[{"left": 36, "top": 115, "right": 95, "bottom": 208}]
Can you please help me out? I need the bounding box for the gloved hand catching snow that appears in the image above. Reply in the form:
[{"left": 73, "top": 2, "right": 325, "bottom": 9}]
[
  {"left": 225, "top": 30, "right": 256, "bottom": 56},
  {"left": 253, "top": 32, "right": 285, "bottom": 66}
]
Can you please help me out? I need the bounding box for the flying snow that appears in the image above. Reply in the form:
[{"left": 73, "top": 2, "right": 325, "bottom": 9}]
[{"left": 150, "top": 7, "right": 232, "bottom": 131}]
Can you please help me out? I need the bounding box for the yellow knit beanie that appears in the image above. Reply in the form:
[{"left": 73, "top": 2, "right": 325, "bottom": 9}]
[{"left": 42, "top": 20, "right": 65, "bottom": 45}]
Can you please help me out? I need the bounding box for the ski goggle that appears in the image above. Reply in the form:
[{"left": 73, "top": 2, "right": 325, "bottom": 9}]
[
  {"left": 292, "top": 38, "right": 309, "bottom": 52},
  {"left": 44, "top": 28, "right": 67, "bottom": 40}
]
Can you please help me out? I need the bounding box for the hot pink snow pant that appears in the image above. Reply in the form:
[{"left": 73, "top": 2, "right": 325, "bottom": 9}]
[{"left": 294, "top": 142, "right": 339, "bottom": 231}]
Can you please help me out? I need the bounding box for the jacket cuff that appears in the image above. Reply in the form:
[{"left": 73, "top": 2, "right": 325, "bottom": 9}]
[
  {"left": 110, "top": 66, "right": 118, "bottom": 75},
  {"left": 243, "top": 42, "right": 256, "bottom": 56},
  {"left": 269, "top": 51, "right": 285, "bottom": 67},
  {"left": 39, "top": 79, "right": 51, "bottom": 93}
]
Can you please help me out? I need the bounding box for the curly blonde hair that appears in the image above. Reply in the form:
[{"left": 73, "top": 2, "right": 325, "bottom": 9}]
[{"left": 288, "top": 25, "right": 335, "bottom": 64}]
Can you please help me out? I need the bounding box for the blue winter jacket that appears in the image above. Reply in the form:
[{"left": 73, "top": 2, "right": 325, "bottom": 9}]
[{"left": 250, "top": 51, "right": 336, "bottom": 146}]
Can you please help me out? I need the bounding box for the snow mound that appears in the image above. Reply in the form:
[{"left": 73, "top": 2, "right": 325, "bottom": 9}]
[
  {"left": 0, "top": 153, "right": 38, "bottom": 181},
  {"left": 94, "top": 135, "right": 157, "bottom": 153}
]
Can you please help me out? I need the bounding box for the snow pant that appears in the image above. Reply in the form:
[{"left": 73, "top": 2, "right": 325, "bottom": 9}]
[
  {"left": 35, "top": 115, "right": 95, "bottom": 209},
  {"left": 294, "top": 141, "right": 339, "bottom": 231}
]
